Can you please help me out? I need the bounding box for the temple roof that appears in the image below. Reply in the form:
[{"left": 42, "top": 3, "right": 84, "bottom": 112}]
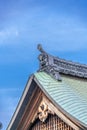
[
  {"left": 35, "top": 71, "right": 87, "bottom": 128},
  {"left": 7, "top": 45, "right": 87, "bottom": 130}
]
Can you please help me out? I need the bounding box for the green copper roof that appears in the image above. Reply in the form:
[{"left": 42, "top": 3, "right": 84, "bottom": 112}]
[{"left": 34, "top": 72, "right": 87, "bottom": 127}]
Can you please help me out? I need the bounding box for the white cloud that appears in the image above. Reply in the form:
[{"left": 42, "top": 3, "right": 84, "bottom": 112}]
[{"left": 0, "top": 27, "right": 19, "bottom": 43}]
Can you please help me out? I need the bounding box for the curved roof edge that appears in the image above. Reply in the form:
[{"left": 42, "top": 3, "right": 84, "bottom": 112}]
[{"left": 6, "top": 75, "right": 35, "bottom": 130}]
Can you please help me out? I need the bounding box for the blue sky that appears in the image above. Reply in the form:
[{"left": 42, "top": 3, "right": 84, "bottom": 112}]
[{"left": 1, "top": 0, "right": 87, "bottom": 129}]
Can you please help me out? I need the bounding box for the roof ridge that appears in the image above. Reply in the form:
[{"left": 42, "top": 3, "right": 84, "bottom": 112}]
[{"left": 37, "top": 44, "right": 87, "bottom": 80}]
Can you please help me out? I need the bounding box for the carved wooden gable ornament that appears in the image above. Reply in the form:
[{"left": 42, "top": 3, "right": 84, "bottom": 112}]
[{"left": 38, "top": 100, "right": 48, "bottom": 122}]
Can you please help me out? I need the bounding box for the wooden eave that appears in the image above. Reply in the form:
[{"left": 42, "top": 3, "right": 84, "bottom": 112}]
[{"left": 7, "top": 75, "right": 36, "bottom": 130}]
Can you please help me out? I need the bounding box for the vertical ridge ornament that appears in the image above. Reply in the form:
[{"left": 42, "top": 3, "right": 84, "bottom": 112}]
[{"left": 37, "top": 44, "right": 62, "bottom": 81}]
